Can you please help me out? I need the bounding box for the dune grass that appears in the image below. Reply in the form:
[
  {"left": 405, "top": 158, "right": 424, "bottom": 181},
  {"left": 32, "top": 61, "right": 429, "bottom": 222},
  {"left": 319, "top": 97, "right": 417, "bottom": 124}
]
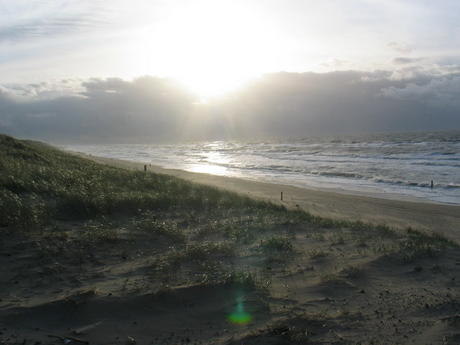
[
  {"left": 1, "top": 133, "right": 457, "bottom": 290},
  {"left": 0, "top": 134, "right": 285, "bottom": 228}
]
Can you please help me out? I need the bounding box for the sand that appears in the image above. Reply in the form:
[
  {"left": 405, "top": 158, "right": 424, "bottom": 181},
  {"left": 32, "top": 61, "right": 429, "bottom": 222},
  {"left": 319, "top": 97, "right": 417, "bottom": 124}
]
[
  {"left": 85, "top": 154, "right": 460, "bottom": 243},
  {"left": 2, "top": 151, "right": 460, "bottom": 345}
]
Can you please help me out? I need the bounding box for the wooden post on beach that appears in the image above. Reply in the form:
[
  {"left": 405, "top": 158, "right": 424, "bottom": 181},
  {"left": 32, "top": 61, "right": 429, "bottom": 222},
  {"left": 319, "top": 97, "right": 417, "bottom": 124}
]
[{"left": 280, "top": 192, "right": 283, "bottom": 201}]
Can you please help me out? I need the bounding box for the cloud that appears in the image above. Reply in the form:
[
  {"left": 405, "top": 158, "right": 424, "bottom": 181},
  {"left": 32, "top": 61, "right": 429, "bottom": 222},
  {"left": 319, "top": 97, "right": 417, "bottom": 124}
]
[
  {"left": 1, "top": 79, "right": 84, "bottom": 101},
  {"left": 0, "top": 1, "right": 116, "bottom": 43},
  {"left": 393, "top": 57, "right": 425, "bottom": 65},
  {"left": 320, "top": 58, "right": 350, "bottom": 68},
  {"left": 1, "top": 71, "right": 460, "bottom": 143},
  {"left": 0, "top": 76, "right": 196, "bottom": 142},
  {"left": 0, "top": 17, "right": 106, "bottom": 43},
  {"left": 387, "top": 41, "right": 413, "bottom": 54},
  {"left": 0, "top": 8, "right": 115, "bottom": 46},
  {"left": 381, "top": 76, "right": 460, "bottom": 108}
]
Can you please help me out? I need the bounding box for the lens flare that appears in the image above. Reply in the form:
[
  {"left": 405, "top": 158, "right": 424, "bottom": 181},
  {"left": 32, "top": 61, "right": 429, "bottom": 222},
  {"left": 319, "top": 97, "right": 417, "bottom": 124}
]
[{"left": 228, "top": 296, "right": 252, "bottom": 325}]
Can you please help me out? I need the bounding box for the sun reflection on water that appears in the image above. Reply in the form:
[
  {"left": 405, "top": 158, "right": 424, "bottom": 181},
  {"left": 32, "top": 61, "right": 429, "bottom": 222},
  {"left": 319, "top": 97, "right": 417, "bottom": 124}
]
[
  {"left": 189, "top": 164, "right": 228, "bottom": 175},
  {"left": 188, "top": 149, "right": 230, "bottom": 175}
]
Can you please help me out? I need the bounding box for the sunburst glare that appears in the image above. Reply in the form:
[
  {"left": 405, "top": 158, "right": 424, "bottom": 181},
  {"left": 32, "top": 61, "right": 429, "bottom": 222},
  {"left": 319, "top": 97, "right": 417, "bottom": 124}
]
[{"left": 139, "top": 0, "right": 278, "bottom": 101}]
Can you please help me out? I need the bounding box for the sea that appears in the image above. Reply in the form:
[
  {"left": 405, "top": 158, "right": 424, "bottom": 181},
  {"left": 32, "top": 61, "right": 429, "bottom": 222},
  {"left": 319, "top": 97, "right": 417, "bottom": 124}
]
[{"left": 62, "top": 131, "right": 460, "bottom": 205}]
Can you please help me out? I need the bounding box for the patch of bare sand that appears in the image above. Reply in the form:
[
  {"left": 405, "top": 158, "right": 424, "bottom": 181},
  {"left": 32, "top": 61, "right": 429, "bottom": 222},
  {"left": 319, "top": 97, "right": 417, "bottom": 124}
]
[
  {"left": 2, "top": 284, "right": 269, "bottom": 345},
  {"left": 2, "top": 214, "right": 459, "bottom": 344}
]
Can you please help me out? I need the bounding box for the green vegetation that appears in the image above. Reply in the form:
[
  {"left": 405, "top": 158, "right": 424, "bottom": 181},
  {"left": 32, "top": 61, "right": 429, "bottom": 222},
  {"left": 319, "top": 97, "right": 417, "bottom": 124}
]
[
  {"left": 1, "top": 133, "right": 457, "bottom": 293},
  {"left": 398, "top": 227, "right": 457, "bottom": 263},
  {"left": 136, "top": 218, "right": 187, "bottom": 244},
  {"left": 260, "top": 236, "right": 294, "bottom": 254},
  {"left": 0, "top": 134, "right": 285, "bottom": 228}
]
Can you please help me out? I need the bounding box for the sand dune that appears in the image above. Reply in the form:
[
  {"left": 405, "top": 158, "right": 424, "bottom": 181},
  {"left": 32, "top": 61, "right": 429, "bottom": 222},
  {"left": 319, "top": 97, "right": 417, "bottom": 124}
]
[
  {"left": 2, "top": 142, "right": 460, "bottom": 345},
  {"left": 86, "top": 155, "right": 460, "bottom": 243}
]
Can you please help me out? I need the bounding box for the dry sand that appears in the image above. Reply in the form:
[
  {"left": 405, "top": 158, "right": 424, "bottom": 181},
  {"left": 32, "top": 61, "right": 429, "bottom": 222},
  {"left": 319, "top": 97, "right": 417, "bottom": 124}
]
[{"left": 86, "top": 154, "right": 460, "bottom": 243}]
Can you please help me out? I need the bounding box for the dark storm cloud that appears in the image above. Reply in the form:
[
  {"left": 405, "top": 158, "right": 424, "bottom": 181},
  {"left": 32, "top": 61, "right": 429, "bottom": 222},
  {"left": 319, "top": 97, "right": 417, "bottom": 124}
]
[
  {"left": 210, "top": 71, "right": 460, "bottom": 137},
  {"left": 381, "top": 75, "right": 460, "bottom": 108},
  {"left": 1, "top": 72, "right": 460, "bottom": 143},
  {"left": 0, "top": 76, "right": 195, "bottom": 142}
]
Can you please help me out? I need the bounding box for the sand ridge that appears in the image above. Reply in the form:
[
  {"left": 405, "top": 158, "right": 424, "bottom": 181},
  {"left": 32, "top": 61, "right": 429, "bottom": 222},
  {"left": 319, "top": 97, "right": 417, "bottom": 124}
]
[{"left": 84, "top": 154, "right": 460, "bottom": 243}]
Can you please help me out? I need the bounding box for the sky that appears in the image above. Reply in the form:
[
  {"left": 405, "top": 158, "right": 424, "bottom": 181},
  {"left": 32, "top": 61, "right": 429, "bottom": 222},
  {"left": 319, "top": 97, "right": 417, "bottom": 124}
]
[{"left": 1, "top": 0, "right": 460, "bottom": 142}]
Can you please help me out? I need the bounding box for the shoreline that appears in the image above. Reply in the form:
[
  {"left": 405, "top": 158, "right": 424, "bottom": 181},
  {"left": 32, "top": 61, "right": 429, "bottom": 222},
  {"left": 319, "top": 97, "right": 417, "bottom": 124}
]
[
  {"left": 79, "top": 153, "right": 460, "bottom": 242},
  {"left": 60, "top": 140, "right": 460, "bottom": 207}
]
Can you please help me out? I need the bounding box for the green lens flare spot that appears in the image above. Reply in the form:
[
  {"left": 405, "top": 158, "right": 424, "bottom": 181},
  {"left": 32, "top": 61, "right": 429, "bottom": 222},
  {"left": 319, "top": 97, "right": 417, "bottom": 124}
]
[
  {"left": 228, "top": 311, "right": 252, "bottom": 324},
  {"left": 228, "top": 297, "right": 252, "bottom": 324}
]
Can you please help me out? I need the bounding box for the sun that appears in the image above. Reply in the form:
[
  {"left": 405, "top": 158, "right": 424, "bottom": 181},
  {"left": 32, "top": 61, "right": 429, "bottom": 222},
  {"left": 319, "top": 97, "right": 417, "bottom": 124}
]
[
  {"left": 175, "top": 67, "right": 257, "bottom": 103},
  {"left": 137, "top": 0, "right": 278, "bottom": 101}
]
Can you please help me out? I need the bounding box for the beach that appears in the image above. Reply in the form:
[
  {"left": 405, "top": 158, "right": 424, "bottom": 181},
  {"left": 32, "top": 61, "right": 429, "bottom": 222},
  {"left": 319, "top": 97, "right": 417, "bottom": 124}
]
[
  {"left": 86, "top": 154, "right": 460, "bottom": 243},
  {"left": 2, "top": 137, "right": 460, "bottom": 345},
  {"left": 63, "top": 132, "right": 460, "bottom": 206}
]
